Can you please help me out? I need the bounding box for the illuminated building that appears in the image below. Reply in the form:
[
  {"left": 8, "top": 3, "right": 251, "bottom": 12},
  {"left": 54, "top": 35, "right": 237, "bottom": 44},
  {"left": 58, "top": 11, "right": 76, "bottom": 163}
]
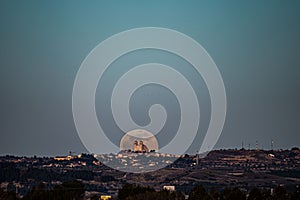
[{"left": 133, "top": 140, "right": 149, "bottom": 153}]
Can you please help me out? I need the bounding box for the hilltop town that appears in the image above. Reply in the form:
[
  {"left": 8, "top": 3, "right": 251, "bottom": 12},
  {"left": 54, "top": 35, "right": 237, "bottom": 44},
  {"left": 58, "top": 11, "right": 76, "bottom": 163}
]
[{"left": 0, "top": 148, "right": 300, "bottom": 199}]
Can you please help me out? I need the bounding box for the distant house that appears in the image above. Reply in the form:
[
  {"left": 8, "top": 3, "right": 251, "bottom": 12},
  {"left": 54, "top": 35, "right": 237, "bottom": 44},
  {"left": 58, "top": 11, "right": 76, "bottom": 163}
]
[
  {"left": 268, "top": 153, "right": 275, "bottom": 158},
  {"left": 163, "top": 185, "right": 175, "bottom": 191},
  {"left": 100, "top": 195, "right": 111, "bottom": 200}
]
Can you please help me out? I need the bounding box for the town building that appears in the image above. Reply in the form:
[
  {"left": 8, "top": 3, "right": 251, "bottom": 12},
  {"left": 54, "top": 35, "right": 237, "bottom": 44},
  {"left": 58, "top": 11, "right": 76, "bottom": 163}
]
[{"left": 133, "top": 140, "right": 149, "bottom": 153}]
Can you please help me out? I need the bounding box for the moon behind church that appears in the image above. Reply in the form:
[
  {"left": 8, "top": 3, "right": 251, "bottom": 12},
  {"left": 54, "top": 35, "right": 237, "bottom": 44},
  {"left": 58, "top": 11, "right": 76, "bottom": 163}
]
[{"left": 120, "top": 129, "right": 159, "bottom": 152}]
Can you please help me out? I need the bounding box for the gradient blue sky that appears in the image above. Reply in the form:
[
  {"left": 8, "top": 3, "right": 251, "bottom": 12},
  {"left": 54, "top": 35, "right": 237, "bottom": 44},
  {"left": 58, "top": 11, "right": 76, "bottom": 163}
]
[{"left": 0, "top": 1, "right": 299, "bottom": 156}]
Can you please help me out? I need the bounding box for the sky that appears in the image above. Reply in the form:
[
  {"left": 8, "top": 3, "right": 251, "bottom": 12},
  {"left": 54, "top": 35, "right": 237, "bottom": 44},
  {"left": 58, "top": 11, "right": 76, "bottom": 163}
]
[{"left": 0, "top": 1, "right": 299, "bottom": 156}]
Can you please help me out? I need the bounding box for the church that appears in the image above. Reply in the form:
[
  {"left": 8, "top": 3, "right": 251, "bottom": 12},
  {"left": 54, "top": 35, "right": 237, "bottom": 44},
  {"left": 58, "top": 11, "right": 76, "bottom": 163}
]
[{"left": 133, "top": 140, "right": 149, "bottom": 153}]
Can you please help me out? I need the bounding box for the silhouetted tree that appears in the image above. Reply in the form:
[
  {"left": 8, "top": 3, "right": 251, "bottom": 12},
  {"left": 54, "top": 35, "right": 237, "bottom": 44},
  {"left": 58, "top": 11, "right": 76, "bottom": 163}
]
[
  {"left": 23, "top": 180, "right": 85, "bottom": 200},
  {"left": 125, "top": 189, "right": 185, "bottom": 200},
  {"left": 188, "top": 185, "right": 211, "bottom": 200},
  {"left": 273, "top": 185, "right": 291, "bottom": 200},
  {"left": 248, "top": 187, "right": 263, "bottom": 200},
  {"left": 291, "top": 185, "right": 300, "bottom": 200},
  {"left": 221, "top": 187, "right": 246, "bottom": 200},
  {"left": 90, "top": 194, "right": 99, "bottom": 200},
  {"left": 0, "top": 188, "right": 18, "bottom": 200},
  {"left": 118, "top": 184, "right": 154, "bottom": 200},
  {"left": 53, "top": 180, "right": 85, "bottom": 200},
  {"left": 209, "top": 187, "right": 220, "bottom": 200},
  {"left": 23, "top": 182, "right": 52, "bottom": 200},
  {"left": 261, "top": 188, "right": 272, "bottom": 200}
]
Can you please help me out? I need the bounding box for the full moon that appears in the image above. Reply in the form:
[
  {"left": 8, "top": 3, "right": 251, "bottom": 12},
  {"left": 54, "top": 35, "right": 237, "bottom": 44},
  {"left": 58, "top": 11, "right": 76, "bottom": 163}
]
[{"left": 120, "top": 129, "right": 159, "bottom": 152}]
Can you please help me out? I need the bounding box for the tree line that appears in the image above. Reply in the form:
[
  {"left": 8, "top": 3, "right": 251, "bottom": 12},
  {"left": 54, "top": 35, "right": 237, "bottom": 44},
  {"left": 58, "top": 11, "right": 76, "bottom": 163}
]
[
  {"left": 1, "top": 182, "right": 300, "bottom": 200},
  {"left": 118, "top": 184, "right": 300, "bottom": 200},
  {"left": 0, "top": 180, "right": 85, "bottom": 200}
]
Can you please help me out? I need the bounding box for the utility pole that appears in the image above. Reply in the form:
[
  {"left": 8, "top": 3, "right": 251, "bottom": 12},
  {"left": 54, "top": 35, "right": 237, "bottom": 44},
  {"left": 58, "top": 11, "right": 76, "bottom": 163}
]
[
  {"left": 271, "top": 140, "right": 274, "bottom": 150},
  {"left": 256, "top": 140, "right": 258, "bottom": 151}
]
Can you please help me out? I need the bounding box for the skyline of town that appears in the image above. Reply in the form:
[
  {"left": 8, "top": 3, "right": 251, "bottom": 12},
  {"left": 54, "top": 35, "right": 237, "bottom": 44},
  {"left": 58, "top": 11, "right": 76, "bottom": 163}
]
[{"left": 1, "top": 148, "right": 300, "bottom": 199}]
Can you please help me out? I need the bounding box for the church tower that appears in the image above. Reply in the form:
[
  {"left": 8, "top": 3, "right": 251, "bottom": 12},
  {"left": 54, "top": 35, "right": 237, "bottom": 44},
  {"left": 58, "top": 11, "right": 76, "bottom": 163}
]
[{"left": 133, "top": 140, "right": 139, "bottom": 152}]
